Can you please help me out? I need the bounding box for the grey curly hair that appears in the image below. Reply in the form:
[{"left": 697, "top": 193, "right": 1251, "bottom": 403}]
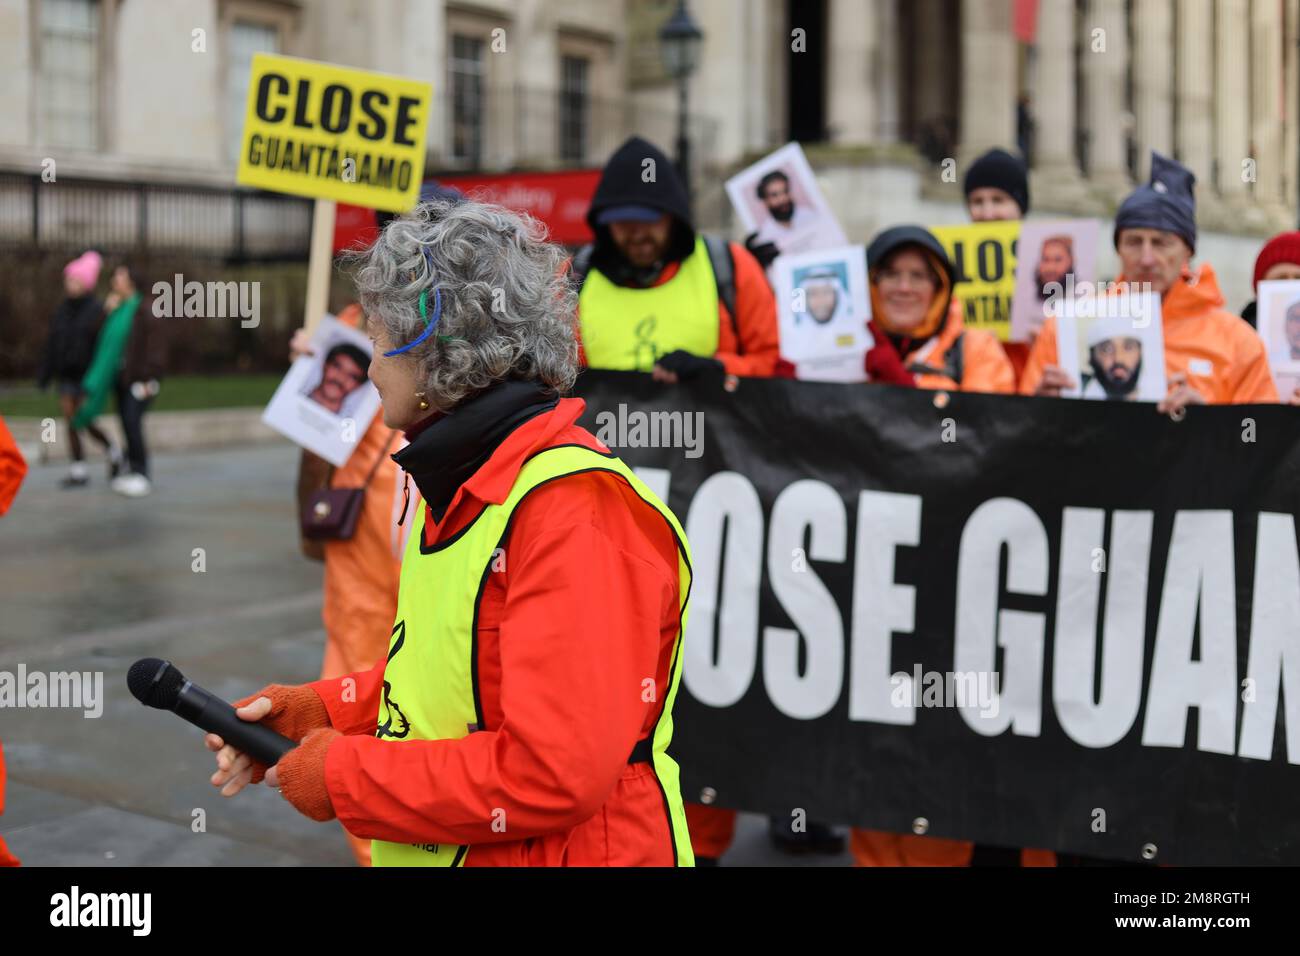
[{"left": 348, "top": 198, "right": 578, "bottom": 413}]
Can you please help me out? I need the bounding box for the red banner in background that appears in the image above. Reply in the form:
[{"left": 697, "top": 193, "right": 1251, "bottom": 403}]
[
  {"left": 1014, "top": 0, "right": 1039, "bottom": 43},
  {"left": 333, "top": 169, "right": 601, "bottom": 254},
  {"left": 438, "top": 169, "right": 600, "bottom": 246}
]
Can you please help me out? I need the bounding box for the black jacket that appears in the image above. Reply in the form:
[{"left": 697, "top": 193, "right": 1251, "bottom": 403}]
[
  {"left": 586, "top": 136, "right": 696, "bottom": 282},
  {"left": 38, "top": 294, "right": 102, "bottom": 387},
  {"left": 121, "top": 295, "right": 168, "bottom": 383}
]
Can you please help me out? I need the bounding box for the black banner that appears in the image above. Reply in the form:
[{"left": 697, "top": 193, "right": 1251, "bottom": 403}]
[{"left": 573, "top": 369, "right": 1300, "bottom": 865}]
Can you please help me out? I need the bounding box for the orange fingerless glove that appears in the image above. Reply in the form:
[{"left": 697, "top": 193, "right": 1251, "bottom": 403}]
[
  {"left": 231, "top": 683, "right": 331, "bottom": 784},
  {"left": 276, "top": 727, "right": 342, "bottom": 822}
]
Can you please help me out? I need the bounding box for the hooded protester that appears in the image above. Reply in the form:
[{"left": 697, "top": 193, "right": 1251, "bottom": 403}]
[
  {"left": 1020, "top": 151, "right": 1278, "bottom": 413},
  {"left": 862, "top": 225, "right": 1015, "bottom": 394},
  {"left": 38, "top": 250, "right": 122, "bottom": 487},
  {"left": 208, "top": 199, "right": 695, "bottom": 867},
  {"left": 573, "top": 136, "right": 779, "bottom": 381},
  {"left": 1240, "top": 230, "right": 1300, "bottom": 329},
  {"left": 852, "top": 227, "right": 1057, "bottom": 869}
]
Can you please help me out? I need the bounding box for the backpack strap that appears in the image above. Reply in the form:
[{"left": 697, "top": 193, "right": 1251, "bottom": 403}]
[
  {"left": 703, "top": 235, "right": 741, "bottom": 354},
  {"left": 569, "top": 244, "right": 595, "bottom": 291}
]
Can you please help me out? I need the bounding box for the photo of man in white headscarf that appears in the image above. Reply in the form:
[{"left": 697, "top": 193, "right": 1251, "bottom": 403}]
[{"left": 1054, "top": 293, "right": 1167, "bottom": 403}]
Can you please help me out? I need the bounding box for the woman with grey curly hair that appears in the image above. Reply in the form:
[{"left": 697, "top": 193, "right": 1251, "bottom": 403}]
[{"left": 209, "top": 198, "right": 696, "bottom": 867}]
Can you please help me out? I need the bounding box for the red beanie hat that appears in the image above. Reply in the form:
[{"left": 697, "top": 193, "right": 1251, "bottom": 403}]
[{"left": 1253, "top": 231, "right": 1300, "bottom": 292}]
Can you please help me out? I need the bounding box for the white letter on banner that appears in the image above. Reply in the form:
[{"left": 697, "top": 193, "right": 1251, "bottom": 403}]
[
  {"left": 682, "top": 472, "right": 764, "bottom": 707},
  {"left": 955, "top": 498, "right": 1047, "bottom": 737},
  {"left": 1142, "top": 511, "right": 1237, "bottom": 755},
  {"left": 848, "top": 491, "right": 921, "bottom": 724},
  {"left": 1239, "top": 513, "right": 1300, "bottom": 763},
  {"left": 1053, "top": 509, "right": 1152, "bottom": 747},
  {"left": 764, "top": 480, "right": 846, "bottom": 720}
]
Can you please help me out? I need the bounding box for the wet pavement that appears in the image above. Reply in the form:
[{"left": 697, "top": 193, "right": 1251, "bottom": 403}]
[{"left": 0, "top": 442, "right": 848, "bottom": 866}]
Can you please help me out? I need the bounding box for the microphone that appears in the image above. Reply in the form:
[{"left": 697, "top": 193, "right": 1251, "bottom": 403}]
[{"left": 127, "top": 658, "right": 297, "bottom": 766}]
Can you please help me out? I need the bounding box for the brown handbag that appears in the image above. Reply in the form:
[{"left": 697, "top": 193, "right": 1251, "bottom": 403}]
[{"left": 300, "top": 432, "right": 397, "bottom": 544}]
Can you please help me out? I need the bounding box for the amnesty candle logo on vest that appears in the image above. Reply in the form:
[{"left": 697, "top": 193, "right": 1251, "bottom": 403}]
[{"left": 0, "top": 665, "right": 104, "bottom": 718}]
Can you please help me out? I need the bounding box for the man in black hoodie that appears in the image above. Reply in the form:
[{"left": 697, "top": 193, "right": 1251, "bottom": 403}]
[{"left": 572, "top": 136, "right": 778, "bottom": 381}]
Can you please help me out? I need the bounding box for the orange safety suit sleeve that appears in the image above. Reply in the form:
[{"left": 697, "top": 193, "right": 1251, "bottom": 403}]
[
  {"left": 716, "top": 241, "right": 780, "bottom": 378},
  {"left": 1017, "top": 317, "right": 1059, "bottom": 396},
  {"left": 319, "top": 471, "right": 680, "bottom": 846},
  {"left": 0, "top": 417, "right": 28, "bottom": 517}
]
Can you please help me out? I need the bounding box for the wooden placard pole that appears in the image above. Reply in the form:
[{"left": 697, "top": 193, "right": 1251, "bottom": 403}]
[{"left": 302, "top": 197, "right": 337, "bottom": 336}]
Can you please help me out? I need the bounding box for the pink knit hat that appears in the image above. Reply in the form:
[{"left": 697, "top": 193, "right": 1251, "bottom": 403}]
[{"left": 63, "top": 250, "right": 103, "bottom": 290}]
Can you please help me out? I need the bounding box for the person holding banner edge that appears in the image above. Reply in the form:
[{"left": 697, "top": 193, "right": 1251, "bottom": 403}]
[
  {"left": 209, "top": 199, "right": 695, "bottom": 866},
  {"left": 1020, "top": 151, "right": 1278, "bottom": 412}
]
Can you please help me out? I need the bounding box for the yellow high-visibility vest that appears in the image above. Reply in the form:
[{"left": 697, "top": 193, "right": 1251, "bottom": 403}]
[
  {"left": 578, "top": 237, "right": 720, "bottom": 370},
  {"left": 371, "top": 443, "right": 695, "bottom": 866}
]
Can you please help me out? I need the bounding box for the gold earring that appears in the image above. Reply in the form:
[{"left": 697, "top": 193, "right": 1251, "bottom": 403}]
[{"left": 416, "top": 392, "right": 429, "bottom": 411}]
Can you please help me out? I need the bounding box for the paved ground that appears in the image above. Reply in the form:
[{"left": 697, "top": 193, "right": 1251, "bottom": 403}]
[{"left": 0, "top": 442, "right": 850, "bottom": 866}]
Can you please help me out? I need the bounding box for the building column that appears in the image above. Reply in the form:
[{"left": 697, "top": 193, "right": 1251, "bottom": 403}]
[
  {"left": 826, "top": 0, "right": 874, "bottom": 144},
  {"left": 1174, "top": 0, "right": 1213, "bottom": 188},
  {"left": 1250, "top": 0, "right": 1286, "bottom": 210},
  {"left": 957, "top": 0, "right": 1017, "bottom": 165},
  {"left": 1032, "top": 0, "right": 1087, "bottom": 203},
  {"left": 1286, "top": 0, "right": 1300, "bottom": 216},
  {"left": 1132, "top": 0, "right": 1173, "bottom": 181},
  {"left": 1216, "top": 0, "right": 1252, "bottom": 205},
  {"left": 874, "top": 0, "right": 901, "bottom": 143},
  {"left": 1082, "top": 0, "right": 1129, "bottom": 195}
]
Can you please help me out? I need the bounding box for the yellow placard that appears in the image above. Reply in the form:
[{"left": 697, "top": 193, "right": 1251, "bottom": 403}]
[
  {"left": 236, "top": 54, "right": 432, "bottom": 213},
  {"left": 931, "top": 221, "right": 1021, "bottom": 341}
]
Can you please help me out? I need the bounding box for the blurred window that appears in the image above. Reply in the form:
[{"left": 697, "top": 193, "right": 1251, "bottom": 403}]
[
  {"left": 226, "top": 20, "right": 280, "bottom": 165},
  {"left": 560, "top": 55, "right": 590, "bottom": 163},
  {"left": 450, "top": 34, "right": 485, "bottom": 166},
  {"left": 39, "top": 0, "right": 100, "bottom": 150}
]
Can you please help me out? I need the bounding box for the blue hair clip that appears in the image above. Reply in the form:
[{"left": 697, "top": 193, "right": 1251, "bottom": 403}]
[{"left": 383, "top": 246, "right": 455, "bottom": 356}]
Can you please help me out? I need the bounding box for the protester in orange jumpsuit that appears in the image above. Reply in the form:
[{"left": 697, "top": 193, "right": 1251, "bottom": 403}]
[
  {"left": 862, "top": 225, "right": 1015, "bottom": 394},
  {"left": 292, "top": 302, "right": 409, "bottom": 867},
  {"left": 0, "top": 414, "right": 27, "bottom": 866},
  {"left": 207, "top": 199, "right": 693, "bottom": 866},
  {"left": 1020, "top": 152, "right": 1278, "bottom": 410},
  {"left": 848, "top": 226, "right": 1055, "bottom": 867}
]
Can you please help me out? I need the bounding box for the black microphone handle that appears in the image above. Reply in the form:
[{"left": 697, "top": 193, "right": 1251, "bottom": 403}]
[{"left": 175, "top": 680, "right": 299, "bottom": 766}]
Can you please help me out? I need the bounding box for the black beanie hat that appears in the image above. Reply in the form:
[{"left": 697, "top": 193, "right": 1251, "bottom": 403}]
[{"left": 963, "top": 148, "right": 1030, "bottom": 216}]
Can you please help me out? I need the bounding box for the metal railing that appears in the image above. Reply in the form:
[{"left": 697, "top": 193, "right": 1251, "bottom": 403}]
[{"left": 0, "top": 173, "right": 313, "bottom": 261}]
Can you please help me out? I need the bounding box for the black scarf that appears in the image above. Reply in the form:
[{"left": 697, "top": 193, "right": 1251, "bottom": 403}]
[{"left": 394, "top": 380, "right": 560, "bottom": 524}]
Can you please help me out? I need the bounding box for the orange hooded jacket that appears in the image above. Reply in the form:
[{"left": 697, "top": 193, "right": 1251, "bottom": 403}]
[
  {"left": 305, "top": 398, "right": 688, "bottom": 865},
  {"left": 1018, "top": 263, "right": 1278, "bottom": 403}
]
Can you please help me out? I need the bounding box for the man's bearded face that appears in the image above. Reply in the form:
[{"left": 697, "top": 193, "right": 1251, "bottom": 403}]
[
  {"left": 1285, "top": 305, "right": 1300, "bottom": 357},
  {"left": 805, "top": 283, "right": 837, "bottom": 324},
  {"left": 1089, "top": 336, "right": 1143, "bottom": 399},
  {"left": 1035, "top": 241, "right": 1074, "bottom": 300},
  {"left": 761, "top": 179, "right": 795, "bottom": 222}
]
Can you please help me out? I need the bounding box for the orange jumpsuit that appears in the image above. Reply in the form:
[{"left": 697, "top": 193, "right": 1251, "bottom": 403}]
[
  {"left": 1019, "top": 263, "right": 1279, "bottom": 403},
  {"left": 851, "top": 297, "right": 1042, "bottom": 865},
  {"left": 317, "top": 304, "right": 416, "bottom": 864}
]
